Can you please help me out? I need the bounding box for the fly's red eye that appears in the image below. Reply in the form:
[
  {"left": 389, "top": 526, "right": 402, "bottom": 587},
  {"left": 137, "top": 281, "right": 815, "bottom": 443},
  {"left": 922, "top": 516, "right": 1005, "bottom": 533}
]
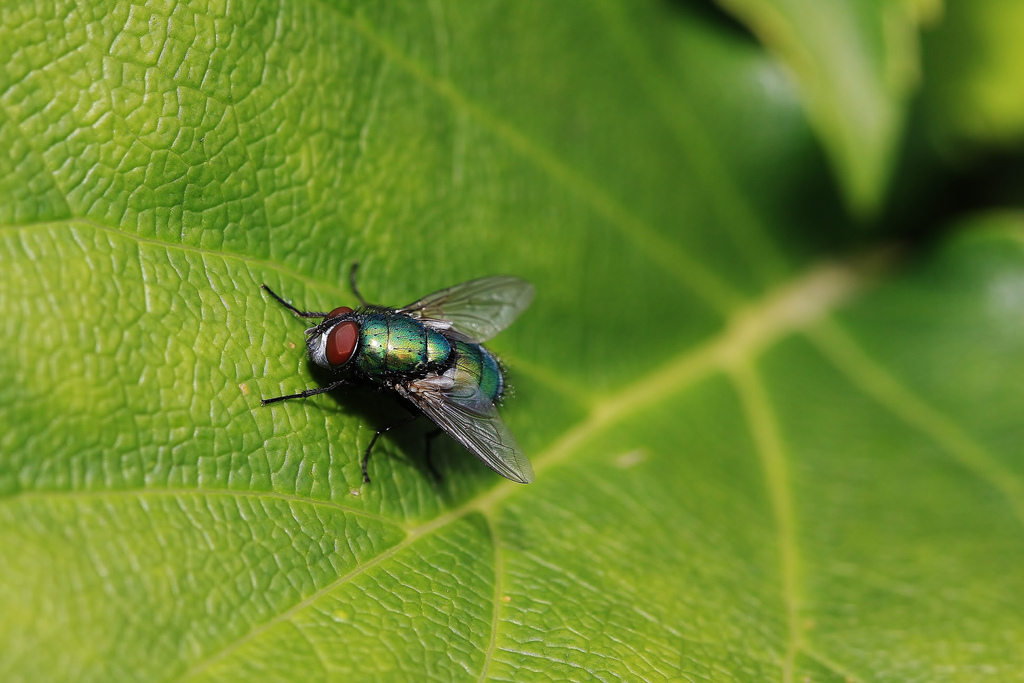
[
  {"left": 325, "top": 320, "right": 359, "bottom": 366},
  {"left": 325, "top": 306, "right": 353, "bottom": 320}
]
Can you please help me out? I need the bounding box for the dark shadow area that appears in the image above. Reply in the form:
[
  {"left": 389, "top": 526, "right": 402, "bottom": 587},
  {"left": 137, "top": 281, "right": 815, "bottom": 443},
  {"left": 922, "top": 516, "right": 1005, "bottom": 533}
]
[
  {"left": 665, "top": 0, "right": 757, "bottom": 43},
  {"left": 656, "top": 0, "right": 871, "bottom": 266},
  {"left": 663, "top": 0, "right": 1024, "bottom": 265},
  {"left": 302, "top": 363, "right": 443, "bottom": 484},
  {"left": 872, "top": 94, "right": 1024, "bottom": 254},
  {"left": 302, "top": 362, "right": 495, "bottom": 490}
]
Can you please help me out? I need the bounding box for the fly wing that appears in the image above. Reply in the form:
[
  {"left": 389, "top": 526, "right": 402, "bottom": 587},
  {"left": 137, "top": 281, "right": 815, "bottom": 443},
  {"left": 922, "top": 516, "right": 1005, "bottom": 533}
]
[
  {"left": 399, "top": 276, "right": 534, "bottom": 342},
  {"left": 398, "top": 377, "right": 535, "bottom": 484}
]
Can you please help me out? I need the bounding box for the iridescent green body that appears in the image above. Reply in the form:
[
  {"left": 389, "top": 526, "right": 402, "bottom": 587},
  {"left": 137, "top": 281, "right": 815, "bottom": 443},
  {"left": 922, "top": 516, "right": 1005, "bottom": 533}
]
[
  {"left": 262, "top": 270, "right": 534, "bottom": 485},
  {"left": 450, "top": 340, "right": 504, "bottom": 402},
  {"left": 355, "top": 311, "right": 452, "bottom": 377}
]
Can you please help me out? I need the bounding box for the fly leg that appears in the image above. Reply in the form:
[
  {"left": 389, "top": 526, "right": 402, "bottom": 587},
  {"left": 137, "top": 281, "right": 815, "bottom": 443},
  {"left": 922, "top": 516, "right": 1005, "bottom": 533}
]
[
  {"left": 261, "top": 284, "right": 329, "bottom": 319},
  {"left": 261, "top": 380, "right": 348, "bottom": 405},
  {"left": 348, "top": 261, "right": 368, "bottom": 307},
  {"left": 362, "top": 413, "right": 419, "bottom": 484},
  {"left": 423, "top": 429, "right": 444, "bottom": 483}
]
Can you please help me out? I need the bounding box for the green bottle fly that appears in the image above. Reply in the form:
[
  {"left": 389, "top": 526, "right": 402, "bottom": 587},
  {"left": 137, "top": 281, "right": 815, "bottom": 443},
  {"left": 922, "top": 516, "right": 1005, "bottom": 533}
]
[{"left": 261, "top": 266, "right": 534, "bottom": 485}]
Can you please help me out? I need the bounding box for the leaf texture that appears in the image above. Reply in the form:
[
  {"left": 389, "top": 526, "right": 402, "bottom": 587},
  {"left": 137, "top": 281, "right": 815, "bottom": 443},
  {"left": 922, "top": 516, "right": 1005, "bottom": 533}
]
[{"left": 1, "top": 1, "right": 1023, "bottom": 681}]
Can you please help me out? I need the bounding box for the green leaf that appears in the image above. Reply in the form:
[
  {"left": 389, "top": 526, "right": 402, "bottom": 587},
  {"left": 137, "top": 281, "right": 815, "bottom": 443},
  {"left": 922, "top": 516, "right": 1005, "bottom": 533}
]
[
  {"left": 716, "top": 0, "right": 931, "bottom": 217},
  {"left": 2, "top": 1, "right": 1023, "bottom": 681},
  {"left": 922, "top": 0, "right": 1024, "bottom": 146}
]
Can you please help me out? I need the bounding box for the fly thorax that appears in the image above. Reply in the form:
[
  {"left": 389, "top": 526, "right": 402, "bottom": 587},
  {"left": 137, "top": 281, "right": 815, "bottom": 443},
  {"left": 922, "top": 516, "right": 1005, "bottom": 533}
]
[
  {"left": 355, "top": 314, "right": 389, "bottom": 374},
  {"left": 355, "top": 313, "right": 452, "bottom": 376},
  {"left": 385, "top": 316, "right": 431, "bottom": 372}
]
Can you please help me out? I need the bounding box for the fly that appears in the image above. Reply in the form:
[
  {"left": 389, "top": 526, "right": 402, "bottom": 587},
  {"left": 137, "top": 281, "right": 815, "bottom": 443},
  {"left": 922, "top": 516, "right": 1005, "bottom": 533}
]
[{"left": 260, "top": 264, "right": 535, "bottom": 485}]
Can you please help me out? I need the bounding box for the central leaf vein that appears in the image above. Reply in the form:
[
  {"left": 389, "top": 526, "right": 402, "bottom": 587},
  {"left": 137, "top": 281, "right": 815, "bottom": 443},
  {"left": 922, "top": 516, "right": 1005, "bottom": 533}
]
[
  {"left": 731, "top": 362, "right": 802, "bottom": 683},
  {"left": 165, "top": 254, "right": 870, "bottom": 680}
]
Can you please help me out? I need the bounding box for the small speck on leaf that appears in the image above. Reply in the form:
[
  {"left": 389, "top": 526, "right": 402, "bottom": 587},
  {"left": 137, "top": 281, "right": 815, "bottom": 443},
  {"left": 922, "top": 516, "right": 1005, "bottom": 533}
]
[{"left": 615, "top": 449, "right": 647, "bottom": 469}]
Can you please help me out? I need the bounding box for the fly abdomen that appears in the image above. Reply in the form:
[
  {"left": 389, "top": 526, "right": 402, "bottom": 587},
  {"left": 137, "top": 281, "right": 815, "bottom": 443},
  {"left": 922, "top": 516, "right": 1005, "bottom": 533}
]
[
  {"left": 451, "top": 340, "right": 504, "bottom": 403},
  {"left": 356, "top": 312, "right": 451, "bottom": 376}
]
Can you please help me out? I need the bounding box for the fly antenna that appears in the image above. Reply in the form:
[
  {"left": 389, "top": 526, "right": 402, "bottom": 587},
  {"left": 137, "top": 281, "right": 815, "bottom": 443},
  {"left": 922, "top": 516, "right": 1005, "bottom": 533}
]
[
  {"left": 349, "top": 261, "right": 368, "bottom": 306},
  {"left": 262, "top": 284, "right": 329, "bottom": 319}
]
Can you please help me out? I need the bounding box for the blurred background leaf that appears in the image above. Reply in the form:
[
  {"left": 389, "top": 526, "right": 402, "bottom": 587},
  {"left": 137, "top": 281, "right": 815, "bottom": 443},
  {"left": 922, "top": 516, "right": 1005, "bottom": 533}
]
[
  {"left": 922, "top": 0, "right": 1024, "bottom": 147},
  {"left": 714, "top": 0, "right": 937, "bottom": 218},
  {"left": 1, "top": 0, "right": 1023, "bottom": 681}
]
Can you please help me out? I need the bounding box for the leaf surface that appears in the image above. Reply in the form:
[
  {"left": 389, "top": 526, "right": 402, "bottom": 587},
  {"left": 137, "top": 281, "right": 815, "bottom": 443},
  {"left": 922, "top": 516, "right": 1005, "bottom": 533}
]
[
  {"left": 1, "top": 2, "right": 1023, "bottom": 682},
  {"left": 922, "top": 0, "right": 1024, "bottom": 146},
  {"left": 716, "top": 0, "right": 929, "bottom": 215}
]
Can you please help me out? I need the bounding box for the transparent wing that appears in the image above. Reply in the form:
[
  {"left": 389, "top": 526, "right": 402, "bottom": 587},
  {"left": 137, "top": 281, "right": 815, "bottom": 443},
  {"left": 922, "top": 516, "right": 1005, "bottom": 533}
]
[
  {"left": 398, "top": 378, "right": 535, "bottom": 484},
  {"left": 399, "top": 276, "right": 534, "bottom": 342}
]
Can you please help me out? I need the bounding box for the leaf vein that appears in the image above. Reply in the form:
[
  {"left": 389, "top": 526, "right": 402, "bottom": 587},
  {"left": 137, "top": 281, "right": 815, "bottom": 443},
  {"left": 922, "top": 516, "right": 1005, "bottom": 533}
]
[
  {"left": 593, "top": 0, "right": 789, "bottom": 285},
  {"left": 289, "top": 621, "right": 330, "bottom": 682},
  {"left": 327, "top": 5, "right": 743, "bottom": 313},
  {"left": 0, "top": 218, "right": 350, "bottom": 299},
  {"left": 730, "top": 362, "right": 802, "bottom": 683},
  {"left": 808, "top": 320, "right": 1024, "bottom": 529},
  {"left": 0, "top": 487, "right": 405, "bottom": 531},
  {"left": 800, "top": 645, "right": 867, "bottom": 683},
  {"left": 170, "top": 512, "right": 461, "bottom": 683},
  {"left": 478, "top": 517, "right": 503, "bottom": 683},
  {"left": 0, "top": 103, "right": 73, "bottom": 218},
  {"left": 417, "top": 257, "right": 874, "bottom": 539}
]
